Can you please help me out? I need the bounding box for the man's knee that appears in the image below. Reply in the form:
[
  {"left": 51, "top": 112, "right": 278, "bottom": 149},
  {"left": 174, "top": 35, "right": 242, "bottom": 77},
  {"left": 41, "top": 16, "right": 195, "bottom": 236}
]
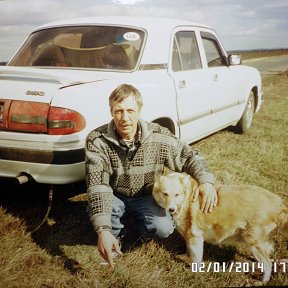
[
  {"left": 111, "top": 195, "right": 126, "bottom": 237},
  {"left": 146, "top": 215, "right": 175, "bottom": 239}
]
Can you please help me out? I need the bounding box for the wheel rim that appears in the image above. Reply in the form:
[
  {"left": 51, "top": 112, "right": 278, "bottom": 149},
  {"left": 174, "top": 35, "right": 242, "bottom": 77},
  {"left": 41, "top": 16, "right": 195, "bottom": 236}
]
[{"left": 245, "top": 96, "right": 254, "bottom": 128}]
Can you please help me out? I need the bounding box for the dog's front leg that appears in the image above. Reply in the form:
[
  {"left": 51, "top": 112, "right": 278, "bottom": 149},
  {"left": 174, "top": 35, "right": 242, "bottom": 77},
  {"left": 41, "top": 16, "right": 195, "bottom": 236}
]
[{"left": 186, "top": 235, "right": 204, "bottom": 263}]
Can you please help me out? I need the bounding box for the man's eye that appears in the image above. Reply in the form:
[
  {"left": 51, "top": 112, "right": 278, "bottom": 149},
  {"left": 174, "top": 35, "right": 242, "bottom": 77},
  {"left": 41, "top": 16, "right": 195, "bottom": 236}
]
[{"left": 163, "top": 192, "right": 169, "bottom": 196}]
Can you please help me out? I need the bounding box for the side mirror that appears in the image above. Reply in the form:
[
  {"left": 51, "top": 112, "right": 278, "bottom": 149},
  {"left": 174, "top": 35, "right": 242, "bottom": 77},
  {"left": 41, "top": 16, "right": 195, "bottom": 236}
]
[{"left": 228, "top": 54, "right": 241, "bottom": 66}]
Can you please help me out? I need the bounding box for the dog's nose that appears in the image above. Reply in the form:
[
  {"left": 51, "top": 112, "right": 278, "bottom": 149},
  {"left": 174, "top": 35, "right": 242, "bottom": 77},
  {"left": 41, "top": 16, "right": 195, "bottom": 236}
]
[{"left": 169, "top": 207, "right": 176, "bottom": 214}]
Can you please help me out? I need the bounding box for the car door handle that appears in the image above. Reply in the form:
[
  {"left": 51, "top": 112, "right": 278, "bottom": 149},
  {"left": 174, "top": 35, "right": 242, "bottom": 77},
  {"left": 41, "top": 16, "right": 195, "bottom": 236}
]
[
  {"left": 179, "top": 80, "right": 186, "bottom": 88},
  {"left": 213, "top": 74, "right": 219, "bottom": 81}
]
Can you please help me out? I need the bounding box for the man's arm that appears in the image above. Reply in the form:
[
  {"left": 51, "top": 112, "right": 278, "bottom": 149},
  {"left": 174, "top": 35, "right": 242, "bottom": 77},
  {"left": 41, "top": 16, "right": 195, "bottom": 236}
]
[
  {"left": 180, "top": 143, "right": 217, "bottom": 212},
  {"left": 85, "top": 131, "right": 119, "bottom": 267},
  {"left": 85, "top": 135, "right": 113, "bottom": 229}
]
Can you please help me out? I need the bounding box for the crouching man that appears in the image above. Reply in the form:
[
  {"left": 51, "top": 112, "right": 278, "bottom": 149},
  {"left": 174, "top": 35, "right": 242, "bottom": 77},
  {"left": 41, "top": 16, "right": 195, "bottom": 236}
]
[{"left": 85, "top": 84, "right": 217, "bottom": 269}]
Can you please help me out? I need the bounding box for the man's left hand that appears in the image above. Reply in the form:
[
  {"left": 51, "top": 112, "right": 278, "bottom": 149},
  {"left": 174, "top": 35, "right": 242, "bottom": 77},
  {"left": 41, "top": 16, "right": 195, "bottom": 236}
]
[{"left": 192, "top": 183, "right": 218, "bottom": 213}]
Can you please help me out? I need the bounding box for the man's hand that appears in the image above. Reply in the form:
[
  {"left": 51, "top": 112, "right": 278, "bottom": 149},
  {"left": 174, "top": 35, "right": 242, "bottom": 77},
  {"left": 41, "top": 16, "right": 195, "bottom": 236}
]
[
  {"left": 192, "top": 183, "right": 218, "bottom": 213},
  {"left": 97, "top": 230, "right": 122, "bottom": 270}
]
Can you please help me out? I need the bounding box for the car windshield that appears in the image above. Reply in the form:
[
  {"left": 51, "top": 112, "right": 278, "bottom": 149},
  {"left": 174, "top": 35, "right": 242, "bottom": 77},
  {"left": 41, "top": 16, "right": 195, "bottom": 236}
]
[{"left": 8, "top": 26, "right": 145, "bottom": 71}]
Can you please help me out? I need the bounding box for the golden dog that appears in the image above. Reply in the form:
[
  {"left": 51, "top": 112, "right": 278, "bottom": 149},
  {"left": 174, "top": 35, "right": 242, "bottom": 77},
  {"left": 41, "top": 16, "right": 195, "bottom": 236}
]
[{"left": 152, "top": 171, "right": 288, "bottom": 284}]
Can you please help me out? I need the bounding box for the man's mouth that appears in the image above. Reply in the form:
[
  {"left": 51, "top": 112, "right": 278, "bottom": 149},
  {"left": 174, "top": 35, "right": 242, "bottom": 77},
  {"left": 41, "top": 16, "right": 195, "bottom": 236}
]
[{"left": 120, "top": 123, "right": 132, "bottom": 129}]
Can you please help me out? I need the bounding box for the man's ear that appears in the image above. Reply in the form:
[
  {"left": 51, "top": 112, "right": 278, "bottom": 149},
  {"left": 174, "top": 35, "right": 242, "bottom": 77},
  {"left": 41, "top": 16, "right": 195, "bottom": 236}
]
[{"left": 162, "top": 166, "right": 171, "bottom": 176}]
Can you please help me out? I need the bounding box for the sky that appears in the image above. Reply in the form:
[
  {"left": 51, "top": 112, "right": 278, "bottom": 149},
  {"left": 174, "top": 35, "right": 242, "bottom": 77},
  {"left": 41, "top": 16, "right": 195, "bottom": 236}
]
[{"left": 0, "top": 0, "right": 288, "bottom": 61}]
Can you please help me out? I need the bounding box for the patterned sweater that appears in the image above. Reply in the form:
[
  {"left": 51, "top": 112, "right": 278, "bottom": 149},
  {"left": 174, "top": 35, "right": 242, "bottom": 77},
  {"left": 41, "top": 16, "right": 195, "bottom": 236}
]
[{"left": 85, "top": 119, "right": 215, "bottom": 230}]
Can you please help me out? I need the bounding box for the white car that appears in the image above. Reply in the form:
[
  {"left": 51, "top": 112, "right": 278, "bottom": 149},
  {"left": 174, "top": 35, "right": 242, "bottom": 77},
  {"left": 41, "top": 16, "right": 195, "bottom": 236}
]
[{"left": 0, "top": 17, "right": 262, "bottom": 185}]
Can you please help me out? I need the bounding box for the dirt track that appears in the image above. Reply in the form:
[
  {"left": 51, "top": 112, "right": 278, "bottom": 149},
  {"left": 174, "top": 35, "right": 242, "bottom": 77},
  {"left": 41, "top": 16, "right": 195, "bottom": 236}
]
[{"left": 243, "top": 55, "right": 288, "bottom": 77}]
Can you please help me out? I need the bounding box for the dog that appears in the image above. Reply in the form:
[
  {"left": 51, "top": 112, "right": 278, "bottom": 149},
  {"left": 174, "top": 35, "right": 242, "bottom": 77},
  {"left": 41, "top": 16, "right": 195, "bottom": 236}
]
[{"left": 152, "top": 171, "right": 288, "bottom": 284}]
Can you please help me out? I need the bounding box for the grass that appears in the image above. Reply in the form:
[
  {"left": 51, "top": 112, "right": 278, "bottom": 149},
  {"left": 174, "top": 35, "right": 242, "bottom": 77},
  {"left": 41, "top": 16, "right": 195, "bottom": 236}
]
[{"left": 1, "top": 70, "right": 288, "bottom": 287}]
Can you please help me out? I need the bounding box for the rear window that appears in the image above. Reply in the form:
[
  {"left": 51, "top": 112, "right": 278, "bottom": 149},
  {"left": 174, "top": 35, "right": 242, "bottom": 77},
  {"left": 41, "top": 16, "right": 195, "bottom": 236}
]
[{"left": 8, "top": 26, "right": 145, "bottom": 71}]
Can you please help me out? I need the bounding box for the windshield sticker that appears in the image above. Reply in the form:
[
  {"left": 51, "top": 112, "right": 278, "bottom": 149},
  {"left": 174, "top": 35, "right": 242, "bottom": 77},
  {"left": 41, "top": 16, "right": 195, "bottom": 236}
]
[{"left": 123, "top": 32, "right": 140, "bottom": 41}]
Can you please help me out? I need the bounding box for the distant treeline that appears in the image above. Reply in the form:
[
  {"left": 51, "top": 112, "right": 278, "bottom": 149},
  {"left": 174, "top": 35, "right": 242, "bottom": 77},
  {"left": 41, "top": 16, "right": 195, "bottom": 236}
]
[
  {"left": 228, "top": 48, "right": 288, "bottom": 61},
  {"left": 0, "top": 62, "right": 7, "bottom": 65},
  {"left": 229, "top": 48, "right": 288, "bottom": 53}
]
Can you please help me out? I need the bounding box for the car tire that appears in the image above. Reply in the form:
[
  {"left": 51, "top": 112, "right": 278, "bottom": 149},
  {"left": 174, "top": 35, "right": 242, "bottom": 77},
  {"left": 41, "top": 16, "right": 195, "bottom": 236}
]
[{"left": 234, "top": 91, "right": 255, "bottom": 134}]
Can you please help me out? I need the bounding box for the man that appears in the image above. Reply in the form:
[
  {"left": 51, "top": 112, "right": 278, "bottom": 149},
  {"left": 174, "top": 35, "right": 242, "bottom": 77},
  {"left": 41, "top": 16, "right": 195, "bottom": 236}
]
[{"left": 85, "top": 84, "right": 217, "bottom": 269}]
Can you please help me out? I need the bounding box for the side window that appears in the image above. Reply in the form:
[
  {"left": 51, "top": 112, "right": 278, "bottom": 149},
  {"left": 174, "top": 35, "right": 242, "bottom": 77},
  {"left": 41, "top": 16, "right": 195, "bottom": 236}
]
[
  {"left": 201, "top": 32, "right": 226, "bottom": 67},
  {"left": 172, "top": 31, "right": 202, "bottom": 72}
]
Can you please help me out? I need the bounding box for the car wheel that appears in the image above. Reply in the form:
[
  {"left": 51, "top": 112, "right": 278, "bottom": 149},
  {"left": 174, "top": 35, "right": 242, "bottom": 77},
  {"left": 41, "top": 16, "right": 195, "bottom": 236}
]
[{"left": 235, "top": 91, "right": 255, "bottom": 134}]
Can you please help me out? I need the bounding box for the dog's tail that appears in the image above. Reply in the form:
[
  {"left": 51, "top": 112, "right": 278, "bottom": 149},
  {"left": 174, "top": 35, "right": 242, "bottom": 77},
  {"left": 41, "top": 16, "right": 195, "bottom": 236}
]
[{"left": 277, "top": 206, "right": 288, "bottom": 236}]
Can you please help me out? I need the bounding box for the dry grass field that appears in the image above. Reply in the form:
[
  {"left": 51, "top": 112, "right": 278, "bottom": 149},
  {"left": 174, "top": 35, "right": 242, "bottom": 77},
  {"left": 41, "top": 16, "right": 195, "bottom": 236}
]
[
  {"left": 0, "top": 51, "right": 288, "bottom": 287},
  {"left": 231, "top": 48, "right": 288, "bottom": 60}
]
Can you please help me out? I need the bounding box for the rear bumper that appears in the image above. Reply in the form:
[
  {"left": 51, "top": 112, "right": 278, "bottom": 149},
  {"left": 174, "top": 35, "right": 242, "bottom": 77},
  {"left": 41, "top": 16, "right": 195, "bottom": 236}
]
[
  {"left": 0, "top": 146, "right": 84, "bottom": 164},
  {"left": 0, "top": 159, "right": 85, "bottom": 184},
  {"left": 0, "top": 146, "right": 86, "bottom": 184}
]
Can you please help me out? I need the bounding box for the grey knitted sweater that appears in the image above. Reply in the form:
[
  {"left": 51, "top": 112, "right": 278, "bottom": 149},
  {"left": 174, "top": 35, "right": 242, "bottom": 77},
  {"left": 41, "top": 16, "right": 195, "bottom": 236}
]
[{"left": 85, "top": 119, "right": 215, "bottom": 230}]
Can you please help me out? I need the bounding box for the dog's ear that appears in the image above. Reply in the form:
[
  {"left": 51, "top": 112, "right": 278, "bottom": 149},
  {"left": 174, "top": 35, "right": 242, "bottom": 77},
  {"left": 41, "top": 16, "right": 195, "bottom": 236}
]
[
  {"left": 180, "top": 174, "right": 198, "bottom": 194},
  {"left": 180, "top": 174, "right": 192, "bottom": 194},
  {"left": 153, "top": 174, "right": 162, "bottom": 191},
  {"left": 180, "top": 174, "right": 190, "bottom": 186},
  {"left": 162, "top": 166, "right": 172, "bottom": 176},
  {"left": 190, "top": 177, "right": 199, "bottom": 194}
]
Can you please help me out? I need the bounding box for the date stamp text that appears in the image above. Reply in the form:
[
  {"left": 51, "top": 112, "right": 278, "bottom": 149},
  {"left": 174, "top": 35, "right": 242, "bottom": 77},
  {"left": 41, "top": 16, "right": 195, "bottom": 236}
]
[{"left": 191, "top": 261, "right": 287, "bottom": 273}]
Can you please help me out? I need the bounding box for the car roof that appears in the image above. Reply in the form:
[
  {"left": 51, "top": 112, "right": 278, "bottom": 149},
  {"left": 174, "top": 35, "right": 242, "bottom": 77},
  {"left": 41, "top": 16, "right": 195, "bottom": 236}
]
[
  {"left": 36, "top": 16, "right": 209, "bottom": 31},
  {"left": 34, "top": 16, "right": 211, "bottom": 65}
]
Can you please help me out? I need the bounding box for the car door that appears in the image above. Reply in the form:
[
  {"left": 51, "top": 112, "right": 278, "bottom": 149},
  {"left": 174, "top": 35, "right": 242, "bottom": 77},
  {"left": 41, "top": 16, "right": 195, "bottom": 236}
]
[
  {"left": 169, "top": 29, "right": 214, "bottom": 143},
  {"left": 200, "top": 31, "right": 242, "bottom": 128}
]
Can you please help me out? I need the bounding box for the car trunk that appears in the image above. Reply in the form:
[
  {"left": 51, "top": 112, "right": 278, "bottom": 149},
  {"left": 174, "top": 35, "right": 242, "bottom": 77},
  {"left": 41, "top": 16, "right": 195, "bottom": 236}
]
[{"left": 0, "top": 66, "right": 90, "bottom": 135}]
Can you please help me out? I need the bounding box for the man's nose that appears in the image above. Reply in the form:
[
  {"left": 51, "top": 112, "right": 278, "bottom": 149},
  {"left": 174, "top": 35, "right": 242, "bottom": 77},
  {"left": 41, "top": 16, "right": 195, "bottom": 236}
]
[{"left": 121, "top": 110, "right": 129, "bottom": 120}]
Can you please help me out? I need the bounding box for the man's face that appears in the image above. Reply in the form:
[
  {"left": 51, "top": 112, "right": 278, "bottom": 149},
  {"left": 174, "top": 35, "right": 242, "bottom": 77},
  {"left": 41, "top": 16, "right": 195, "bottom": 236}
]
[{"left": 111, "top": 95, "right": 140, "bottom": 140}]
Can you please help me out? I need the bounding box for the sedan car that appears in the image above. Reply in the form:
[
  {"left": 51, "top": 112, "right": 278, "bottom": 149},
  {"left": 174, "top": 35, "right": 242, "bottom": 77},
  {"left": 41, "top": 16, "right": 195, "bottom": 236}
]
[{"left": 0, "top": 16, "right": 262, "bottom": 185}]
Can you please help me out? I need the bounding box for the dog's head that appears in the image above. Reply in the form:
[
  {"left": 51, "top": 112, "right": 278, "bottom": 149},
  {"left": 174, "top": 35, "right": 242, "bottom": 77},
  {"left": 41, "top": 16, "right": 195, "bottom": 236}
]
[{"left": 152, "top": 170, "right": 197, "bottom": 215}]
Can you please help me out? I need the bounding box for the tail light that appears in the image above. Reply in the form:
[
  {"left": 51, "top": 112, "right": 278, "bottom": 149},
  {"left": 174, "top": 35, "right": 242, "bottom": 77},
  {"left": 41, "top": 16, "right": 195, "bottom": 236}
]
[
  {"left": 5, "top": 100, "right": 86, "bottom": 135},
  {"left": 48, "top": 107, "right": 86, "bottom": 135},
  {"left": 9, "top": 101, "right": 49, "bottom": 132}
]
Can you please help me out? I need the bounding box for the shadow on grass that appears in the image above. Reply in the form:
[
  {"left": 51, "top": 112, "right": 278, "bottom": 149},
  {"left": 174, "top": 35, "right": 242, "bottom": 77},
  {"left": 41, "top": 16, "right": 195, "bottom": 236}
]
[{"left": 0, "top": 178, "right": 95, "bottom": 274}]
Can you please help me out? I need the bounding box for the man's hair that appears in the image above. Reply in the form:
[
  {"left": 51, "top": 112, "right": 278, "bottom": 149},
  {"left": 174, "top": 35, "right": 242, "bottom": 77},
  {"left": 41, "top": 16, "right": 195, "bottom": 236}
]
[{"left": 109, "top": 84, "right": 143, "bottom": 112}]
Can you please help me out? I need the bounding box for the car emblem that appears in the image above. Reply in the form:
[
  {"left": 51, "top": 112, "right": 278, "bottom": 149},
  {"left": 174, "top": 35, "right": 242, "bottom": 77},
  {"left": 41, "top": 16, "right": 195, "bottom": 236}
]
[{"left": 26, "top": 90, "right": 45, "bottom": 96}]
